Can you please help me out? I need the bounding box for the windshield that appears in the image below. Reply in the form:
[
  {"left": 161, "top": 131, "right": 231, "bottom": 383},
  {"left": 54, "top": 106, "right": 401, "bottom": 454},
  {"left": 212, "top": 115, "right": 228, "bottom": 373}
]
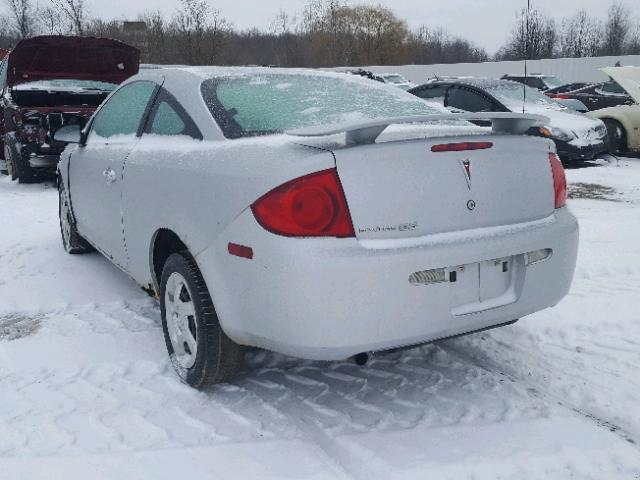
[
  {"left": 485, "top": 82, "right": 561, "bottom": 111},
  {"left": 201, "top": 73, "right": 443, "bottom": 138},
  {"left": 542, "top": 76, "right": 563, "bottom": 89},
  {"left": 382, "top": 74, "right": 408, "bottom": 84},
  {"left": 13, "top": 79, "right": 118, "bottom": 92}
]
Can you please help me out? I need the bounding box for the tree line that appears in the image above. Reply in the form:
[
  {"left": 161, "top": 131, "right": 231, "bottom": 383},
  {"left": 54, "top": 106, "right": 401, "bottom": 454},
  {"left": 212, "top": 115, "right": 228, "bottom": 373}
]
[{"left": 0, "top": 0, "right": 639, "bottom": 67}]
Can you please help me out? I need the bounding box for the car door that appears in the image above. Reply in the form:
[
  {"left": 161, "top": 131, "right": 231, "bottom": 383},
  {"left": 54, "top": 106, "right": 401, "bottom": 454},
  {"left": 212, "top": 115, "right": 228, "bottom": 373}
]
[
  {"left": 70, "top": 80, "right": 159, "bottom": 269},
  {"left": 121, "top": 87, "right": 203, "bottom": 285}
]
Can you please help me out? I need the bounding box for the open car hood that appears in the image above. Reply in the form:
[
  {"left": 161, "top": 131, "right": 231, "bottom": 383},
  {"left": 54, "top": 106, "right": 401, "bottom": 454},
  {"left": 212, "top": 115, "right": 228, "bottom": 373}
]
[
  {"left": 602, "top": 67, "right": 640, "bottom": 103},
  {"left": 7, "top": 36, "right": 140, "bottom": 88}
]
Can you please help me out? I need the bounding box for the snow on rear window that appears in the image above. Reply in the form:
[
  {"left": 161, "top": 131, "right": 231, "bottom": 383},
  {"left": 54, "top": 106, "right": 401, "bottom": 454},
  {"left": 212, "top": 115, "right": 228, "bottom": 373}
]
[
  {"left": 485, "top": 82, "right": 560, "bottom": 111},
  {"left": 201, "top": 74, "right": 442, "bottom": 139}
]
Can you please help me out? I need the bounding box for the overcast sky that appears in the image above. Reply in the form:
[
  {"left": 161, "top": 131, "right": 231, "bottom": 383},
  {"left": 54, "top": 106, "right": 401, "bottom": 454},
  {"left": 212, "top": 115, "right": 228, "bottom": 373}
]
[{"left": 7, "top": 0, "right": 631, "bottom": 53}]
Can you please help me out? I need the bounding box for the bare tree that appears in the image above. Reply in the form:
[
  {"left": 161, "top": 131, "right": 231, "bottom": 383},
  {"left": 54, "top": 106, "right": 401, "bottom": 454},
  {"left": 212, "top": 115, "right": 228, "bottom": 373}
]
[
  {"left": 39, "top": 5, "right": 65, "bottom": 35},
  {"left": 497, "top": 8, "right": 557, "bottom": 60},
  {"left": 5, "top": 0, "right": 35, "bottom": 38},
  {"left": 601, "top": 2, "right": 630, "bottom": 55},
  {"left": 173, "top": 0, "right": 229, "bottom": 65},
  {"left": 559, "top": 10, "right": 602, "bottom": 58},
  {"left": 52, "top": 0, "right": 87, "bottom": 35}
]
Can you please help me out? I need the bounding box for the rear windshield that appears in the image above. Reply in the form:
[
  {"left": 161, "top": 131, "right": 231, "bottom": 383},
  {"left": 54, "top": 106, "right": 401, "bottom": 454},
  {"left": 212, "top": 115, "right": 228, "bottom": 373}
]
[
  {"left": 541, "top": 76, "right": 563, "bottom": 89},
  {"left": 485, "top": 82, "right": 560, "bottom": 110},
  {"left": 201, "top": 73, "right": 442, "bottom": 139}
]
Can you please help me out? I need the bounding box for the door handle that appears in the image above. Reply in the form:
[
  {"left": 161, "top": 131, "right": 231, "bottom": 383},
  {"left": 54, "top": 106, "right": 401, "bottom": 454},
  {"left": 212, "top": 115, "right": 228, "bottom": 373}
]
[{"left": 102, "top": 168, "right": 117, "bottom": 184}]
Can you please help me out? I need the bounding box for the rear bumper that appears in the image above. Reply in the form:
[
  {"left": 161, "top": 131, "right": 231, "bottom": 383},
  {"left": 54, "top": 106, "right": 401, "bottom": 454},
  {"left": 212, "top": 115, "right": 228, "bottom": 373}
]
[
  {"left": 556, "top": 139, "right": 607, "bottom": 161},
  {"left": 197, "top": 207, "right": 579, "bottom": 360}
]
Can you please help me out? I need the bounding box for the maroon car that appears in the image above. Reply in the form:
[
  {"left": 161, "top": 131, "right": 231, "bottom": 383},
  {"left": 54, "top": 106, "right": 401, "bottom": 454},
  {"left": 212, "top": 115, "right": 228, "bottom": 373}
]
[{"left": 0, "top": 36, "right": 139, "bottom": 183}]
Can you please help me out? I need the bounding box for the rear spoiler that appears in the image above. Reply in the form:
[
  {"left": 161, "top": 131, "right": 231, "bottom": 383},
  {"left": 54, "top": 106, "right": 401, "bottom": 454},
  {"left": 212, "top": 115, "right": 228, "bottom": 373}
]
[{"left": 287, "top": 113, "right": 548, "bottom": 145}]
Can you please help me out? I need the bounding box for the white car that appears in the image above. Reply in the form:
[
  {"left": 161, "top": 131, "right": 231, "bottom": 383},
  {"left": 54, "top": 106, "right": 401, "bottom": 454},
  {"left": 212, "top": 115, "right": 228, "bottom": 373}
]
[
  {"left": 55, "top": 68, "right": 578, "bottom": 388},
  {"left": 377, "top": 72, "right": 416, "bottom": 90},
  {"left": 587, "top": 67, "right": 640, "bottom": 154}
]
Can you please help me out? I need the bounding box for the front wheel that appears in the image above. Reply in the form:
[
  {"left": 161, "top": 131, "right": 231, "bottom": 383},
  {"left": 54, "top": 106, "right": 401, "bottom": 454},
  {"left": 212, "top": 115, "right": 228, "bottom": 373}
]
[
  {"left": 58, "top": 180, "right": 94, "bottom": 254},
  {"left": 4, "top": 142, "right": 19, "bottom": 181},
  {"left": 160, "top": 251, "right": 244, "bottom": 388},
  {"left": 603, "top": 119, "right": 627, "bottom": 154}
]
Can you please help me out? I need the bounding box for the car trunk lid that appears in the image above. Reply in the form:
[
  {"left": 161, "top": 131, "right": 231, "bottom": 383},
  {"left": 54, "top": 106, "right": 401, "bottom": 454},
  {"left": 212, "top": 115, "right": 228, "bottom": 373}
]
[{"left": 329, "top": 135, "right": 556, "bottom": 240}]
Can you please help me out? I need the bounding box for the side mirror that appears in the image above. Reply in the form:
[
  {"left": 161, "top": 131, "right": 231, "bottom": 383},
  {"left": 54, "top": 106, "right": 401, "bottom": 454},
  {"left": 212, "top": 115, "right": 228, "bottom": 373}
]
[{"left": 54, "top": 124, "right": 82, "bottom": 144}]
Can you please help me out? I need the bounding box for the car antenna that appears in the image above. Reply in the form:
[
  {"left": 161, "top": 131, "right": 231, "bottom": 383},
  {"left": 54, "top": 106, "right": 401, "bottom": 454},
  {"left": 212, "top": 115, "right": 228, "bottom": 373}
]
[{"left": 523, "top": 0, "right": 530, "bottom": 114}]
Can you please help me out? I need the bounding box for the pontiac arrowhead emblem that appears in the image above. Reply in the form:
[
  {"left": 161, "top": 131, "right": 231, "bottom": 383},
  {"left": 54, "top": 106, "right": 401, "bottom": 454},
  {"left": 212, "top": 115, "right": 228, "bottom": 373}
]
[{"left": 460, "top": 159, "right": 472, "bottom": 190}]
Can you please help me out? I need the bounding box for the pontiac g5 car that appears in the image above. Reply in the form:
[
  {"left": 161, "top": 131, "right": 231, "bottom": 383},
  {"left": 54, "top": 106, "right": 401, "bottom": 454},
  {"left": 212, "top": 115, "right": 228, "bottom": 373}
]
[
  {"left": 55, "top": 68, "right": 578, "bottom": 388},
  {"left": 0, "top": 36, "right": 139, "bottom": 183}
]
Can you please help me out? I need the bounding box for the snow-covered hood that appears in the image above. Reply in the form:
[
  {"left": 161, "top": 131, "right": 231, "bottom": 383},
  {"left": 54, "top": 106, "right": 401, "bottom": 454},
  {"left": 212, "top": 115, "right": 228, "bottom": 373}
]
[
  {"left": 7, "top": 36, "right": 140, "bottom": 88},
  {"left": 602, "top": 66, "right": 640, "bottom": 103}
]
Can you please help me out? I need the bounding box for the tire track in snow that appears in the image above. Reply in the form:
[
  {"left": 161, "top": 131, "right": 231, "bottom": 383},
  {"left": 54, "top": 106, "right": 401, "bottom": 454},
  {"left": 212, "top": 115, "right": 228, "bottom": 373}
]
[{"left": 442, "top": 341, "right": 640, "bottom": 448}]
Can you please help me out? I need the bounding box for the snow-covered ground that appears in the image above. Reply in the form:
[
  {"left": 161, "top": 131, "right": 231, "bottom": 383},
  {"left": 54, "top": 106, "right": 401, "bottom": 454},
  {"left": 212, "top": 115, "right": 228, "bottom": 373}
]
[{"left": 1, "top": 157, "right": 639, "bottom": 479}]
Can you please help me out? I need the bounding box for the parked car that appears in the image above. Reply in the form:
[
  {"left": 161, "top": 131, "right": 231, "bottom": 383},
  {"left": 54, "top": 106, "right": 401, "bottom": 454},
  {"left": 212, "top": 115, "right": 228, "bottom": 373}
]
[
  {"left": 409, "top": 78, "right": 609, "bottom": 162},
  {"left": 587, "top": 67, "right": 640, "bottom": 154},
  {"left": 377, "top": 72, "right": 416, "bottom": 90},
  {"left": 545, "top": 82, "right": 590, "bottom": 96},
  {"left": 55, "top": 68, "right": 578, "bottom": 388},
  {"left": 502, "top": 74, "right": 564, "bottom": 91},
  {"left": 0, "top": 36, "right": 139, "bottom": 183},
  {"left": 551, "top": 80, "right": 635, "bottom": 112}
]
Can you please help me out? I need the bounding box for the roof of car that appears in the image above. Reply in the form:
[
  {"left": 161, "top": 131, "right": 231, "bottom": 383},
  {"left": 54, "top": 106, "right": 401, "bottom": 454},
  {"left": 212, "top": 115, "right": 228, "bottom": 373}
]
[
  {"left": 503, "top": 74, "right": 553, "bottom": 78},
  {"left": 420, "top": 77, "right": 520, "bottom": 89}
]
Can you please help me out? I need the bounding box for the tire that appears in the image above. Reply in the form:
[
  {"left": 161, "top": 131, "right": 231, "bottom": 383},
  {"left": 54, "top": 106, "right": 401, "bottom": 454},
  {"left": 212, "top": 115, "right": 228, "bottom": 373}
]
[
  {"left": 4, "top": 141, "right": 19, "bottom": 182},
  {"left": 603, "top": 119, "right": 627, "bottom": 155},
  {"left": 160, "top": 251, "right": 244, "bottom": 388},
  {"left": 16, "top": 147, "right": 37, "bottom": 184},
  {"left": 0, "top": 142, "right": 6, "bottom": 175},
  {"left": 58, "top": 179, "right": 94, "bottom": 254}
]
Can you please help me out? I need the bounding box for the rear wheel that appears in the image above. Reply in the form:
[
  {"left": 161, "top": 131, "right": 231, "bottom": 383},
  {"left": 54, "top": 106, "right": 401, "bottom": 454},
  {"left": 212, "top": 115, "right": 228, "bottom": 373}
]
[
  {"left": 58, "top": 180, "right": 94, "bottom": 254},
  {"left": 603, "top": 119, "right": 627, "bottom": 154},
  {"left": 160, "top": 251, "right": 244, "bottom": 388}
]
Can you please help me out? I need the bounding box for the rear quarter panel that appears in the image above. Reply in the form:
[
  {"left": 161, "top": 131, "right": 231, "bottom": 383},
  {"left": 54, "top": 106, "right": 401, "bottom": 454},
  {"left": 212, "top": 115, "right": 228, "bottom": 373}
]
[{"left": 121, "top": 135, "right": 336, "bottom": 287}]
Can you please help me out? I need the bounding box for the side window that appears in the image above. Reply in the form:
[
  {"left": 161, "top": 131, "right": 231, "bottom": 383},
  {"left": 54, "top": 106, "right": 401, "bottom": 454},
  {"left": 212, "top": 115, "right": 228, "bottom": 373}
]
[
  {"left": 413, "top": 86, "right": 447, "bottom": 103},
  {"left": 151, "top": 103, "right": 185, "bottom": 135},
  {"left": 145, "top": 89, "right": 203, "bottom": 140},
  {"left": 90, "top": 81, "right": 157, "bottom": 140},
  {"left": 447, "top": 87, "right": 493, "bottom": 112}
]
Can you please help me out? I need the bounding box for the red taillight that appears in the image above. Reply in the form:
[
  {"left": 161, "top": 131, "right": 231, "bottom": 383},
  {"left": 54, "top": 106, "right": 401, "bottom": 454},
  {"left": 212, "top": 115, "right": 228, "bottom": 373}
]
[
  {"left": 549, "top": 152, "right": 567, "bottom": 209},
  {"left": 548, "top": 94, "right": 570, "bottom": 99},
  {"left": 431, "top": 142, "right": 493, "bottom": 153},
  {"left": 251, "top": 169, "right": 355, "bottom": 237}
]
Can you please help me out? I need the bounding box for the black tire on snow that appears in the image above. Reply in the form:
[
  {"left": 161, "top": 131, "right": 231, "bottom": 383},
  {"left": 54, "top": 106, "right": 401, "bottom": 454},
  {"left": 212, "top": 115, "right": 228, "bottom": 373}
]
[
  {"left": 16, "top": 148, "right": 37, "bottom": 184},
  {"left": 58, "top": 179, "right": 94, "bottom": 254},
  {"left": 4, "top": 141, "right": 19, "bottom": 182},
  {"left": 603, "top": 119, "right": 627, "bottom": 155},
  {"left": 160, "top": 251, "right": 244, "bottom": 388},
  {"left": 0, "top": 141, "right": 6, "bottom": 176}
]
